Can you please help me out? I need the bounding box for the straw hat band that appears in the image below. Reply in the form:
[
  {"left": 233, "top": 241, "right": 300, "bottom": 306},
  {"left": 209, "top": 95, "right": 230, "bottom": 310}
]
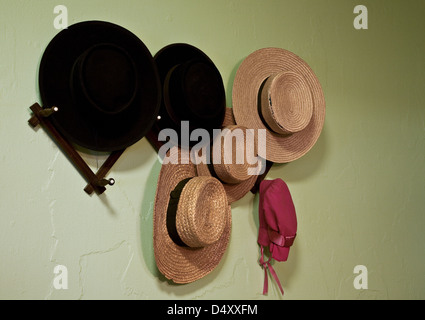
[
  {"left": 166, "top": 177, "right": 192, "bottom": 247},
  {"left": 260, "top": 71, "right": 313, "bottom": 135},
  {"left": 167, "top": 176, "right": 228, "bottom": 248}
]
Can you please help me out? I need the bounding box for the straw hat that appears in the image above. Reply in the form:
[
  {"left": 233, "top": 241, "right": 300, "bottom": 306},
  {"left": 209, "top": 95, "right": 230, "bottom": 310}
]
[
  {"left": 153, "top": 147, "right": 231, "bottom": 284},
  {"left": 195, "top": 123, "right": 261, "bottom": 204},
  {"left": 222, "top": 107, "right": 236, "bottom": 127},
  {"left": 232, "top": 48, "right": 325, "bottom": 163}
]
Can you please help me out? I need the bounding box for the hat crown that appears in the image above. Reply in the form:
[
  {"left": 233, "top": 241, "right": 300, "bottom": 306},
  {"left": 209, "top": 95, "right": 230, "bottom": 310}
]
[
  {"left": 176, "top": 177, "right": 228, "bottom": 248},
  {"left": 212, "top": 125, "right": 257, "bottom": 184},
  {"left": 260, "top": 71, "right": 313, "bottom": 135},
  {"left": 165, "top": 59, "right": 225, "bottom": 124},
  {"left": 75, "top": 43, "right": 138, "bottom": 115}
]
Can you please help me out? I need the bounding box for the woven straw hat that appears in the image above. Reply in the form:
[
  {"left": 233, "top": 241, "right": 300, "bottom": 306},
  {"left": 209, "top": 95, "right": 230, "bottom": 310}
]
[
  {"left": 232, "top": 48, "right": 325, "bottom": 163},
  {"left": 195, "top": 123, "right": 261, "bottom": 204},
  {"left": 153, "top": 147, "right": 231, "bottom": 284}
]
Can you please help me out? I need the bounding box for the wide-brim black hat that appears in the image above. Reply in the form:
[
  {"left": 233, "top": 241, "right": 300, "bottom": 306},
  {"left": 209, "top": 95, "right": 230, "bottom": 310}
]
[
  {"left": 39, "top": 21, "right": 161, "bottom": 152},
  {"left": 147, "top": 43, "right": 226, "bottom": 149}
]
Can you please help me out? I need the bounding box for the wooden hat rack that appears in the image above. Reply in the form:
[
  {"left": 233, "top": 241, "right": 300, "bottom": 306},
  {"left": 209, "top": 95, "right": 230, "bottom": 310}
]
[{"left": 28, "top": 103, "right": 124, "bottom": 196}]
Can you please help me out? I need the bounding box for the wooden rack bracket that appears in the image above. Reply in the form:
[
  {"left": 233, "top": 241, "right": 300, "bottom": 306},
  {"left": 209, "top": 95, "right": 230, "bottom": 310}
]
[{"left": 28, "top": 103, "right": 124, "bottom": 195}]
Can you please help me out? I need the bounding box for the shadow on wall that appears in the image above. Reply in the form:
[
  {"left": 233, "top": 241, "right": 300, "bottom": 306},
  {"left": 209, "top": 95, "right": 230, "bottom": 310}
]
[
  {"left": 139, "top": 154, "right": 162, "bottom": 280},
  {"left": 74, "top": 137, "right": 155, "bottom": 174},
  {"left": 225, "top": 58, "right": 244, "bottom": 108},
  {"left": 268, "top": 123, "right": 329, "bottom": 183}
]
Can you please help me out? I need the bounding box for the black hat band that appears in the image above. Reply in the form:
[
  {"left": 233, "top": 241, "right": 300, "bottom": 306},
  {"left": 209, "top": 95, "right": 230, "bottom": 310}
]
[{"left": 166, "top": 177, "right": 193, "bottom": 247}]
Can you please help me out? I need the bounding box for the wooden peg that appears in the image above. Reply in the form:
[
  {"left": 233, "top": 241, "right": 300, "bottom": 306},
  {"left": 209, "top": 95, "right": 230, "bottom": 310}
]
[
  {"left": 28, "top": 105, "right": 58, "bottom": 128},
  {"left": 95, "top": 178, "right": 115, "bottom": 187},
  {"left": 39, "top": 106, "right": 59, "bottom": 117},
  {"left": 84, "top": 149, "right": 124, "bottom": 195}
]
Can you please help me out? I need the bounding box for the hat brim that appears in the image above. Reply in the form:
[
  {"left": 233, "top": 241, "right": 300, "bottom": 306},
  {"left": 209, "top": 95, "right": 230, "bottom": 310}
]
[
  {"left": 153, "top": 147, "right": 231, "bottom": 284},
  {"left": 39, "top": 21, "right": 161, "bottom": 152},
  {"left": 271, "top": 245, "right": 291, "bottom": 262},
  {"left": 232, "top": 48, "right": 326, "bottom": 163},
  {"left": 147, "top": 43, "right": 226, "bottom": 148},
  {"left": 196, "top": 163, "right": 257, "bottom": 204}
]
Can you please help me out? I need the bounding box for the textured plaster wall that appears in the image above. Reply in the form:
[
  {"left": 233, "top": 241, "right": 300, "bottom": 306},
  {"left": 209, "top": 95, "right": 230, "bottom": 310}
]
[{"left": 0, "top": 0, "right": 424, "bottom": 300}]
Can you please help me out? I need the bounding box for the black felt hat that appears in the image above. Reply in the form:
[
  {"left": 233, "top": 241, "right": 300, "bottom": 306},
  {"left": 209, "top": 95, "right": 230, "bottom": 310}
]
[
  {"left": 38, "top": 21, "right": 161, "bottom": 152},
  {"left": 147, "top": 43, "right": 226, "bottom": 149}
]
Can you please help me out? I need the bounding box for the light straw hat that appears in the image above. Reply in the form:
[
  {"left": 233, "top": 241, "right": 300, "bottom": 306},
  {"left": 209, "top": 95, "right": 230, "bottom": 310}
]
[
  {"left": 195, "top": 124, "right": 261, "bottom": 204},
  {"left": 153, "top": 147, "right": 231, "bottom": 284},
  {"left": 195, "top": 108, "right": 261, "bottom": 204},
  {"left": 232, "top": 48, "right": 325, "bottom": 163}
]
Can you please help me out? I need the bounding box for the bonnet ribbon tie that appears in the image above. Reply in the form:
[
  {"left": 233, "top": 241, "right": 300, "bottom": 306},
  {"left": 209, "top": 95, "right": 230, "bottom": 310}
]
[{"left": 259, "top": 246, "right": 284, "bottom": 295}]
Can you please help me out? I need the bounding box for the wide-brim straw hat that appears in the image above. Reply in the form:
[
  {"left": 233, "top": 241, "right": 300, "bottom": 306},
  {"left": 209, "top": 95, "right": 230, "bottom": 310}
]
[
  {"left": 232, "top": 48, "right": 325, "bottom": 163},
  {"left": 153, "top": 147, "right": 231, "bottom": 284},
  {"left": 195, "top": 108, "right": 260, "bottom": 204}
]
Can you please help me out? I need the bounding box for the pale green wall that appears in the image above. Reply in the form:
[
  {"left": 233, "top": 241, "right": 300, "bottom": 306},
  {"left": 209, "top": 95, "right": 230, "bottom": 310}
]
[{"left": 0, "top": 0, "right": 424, "bottom": 300}]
